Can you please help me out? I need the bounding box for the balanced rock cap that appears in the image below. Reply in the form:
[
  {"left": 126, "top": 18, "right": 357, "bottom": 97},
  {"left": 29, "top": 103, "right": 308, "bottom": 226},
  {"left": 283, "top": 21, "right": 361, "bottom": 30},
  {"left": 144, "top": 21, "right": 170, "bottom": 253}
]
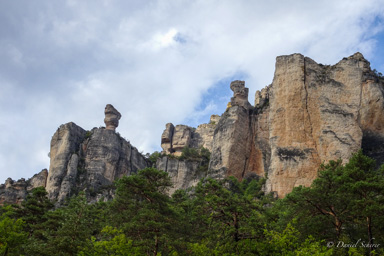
[{"left": 104, "top": 104, "right": 121, "bottom": 131}]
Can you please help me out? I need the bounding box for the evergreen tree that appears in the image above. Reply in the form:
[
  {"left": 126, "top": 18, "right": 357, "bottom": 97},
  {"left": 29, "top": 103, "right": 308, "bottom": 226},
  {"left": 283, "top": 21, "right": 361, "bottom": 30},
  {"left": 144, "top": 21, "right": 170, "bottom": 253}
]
[
  {"left": 284, "top": 151, "right": 384, "bottom": 255},
  {"left": 0, "top": 205, "right": 27, "bottom": 256},
  {"left": 14, "top": 186, "right": 54, "bottom": 238},
  {"left": 108, "top": 168, "right": 179, "bottom": 255},
  {"left": 190, "top": 176, "right": 270, "bottom": 254}
]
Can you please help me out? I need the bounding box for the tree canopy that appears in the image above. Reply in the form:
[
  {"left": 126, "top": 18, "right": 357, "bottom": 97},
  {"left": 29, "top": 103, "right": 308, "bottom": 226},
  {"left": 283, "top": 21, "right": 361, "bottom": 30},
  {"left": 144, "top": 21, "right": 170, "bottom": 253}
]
[{"left": 1, "top": 152, "right": 383, "bottom": 255}]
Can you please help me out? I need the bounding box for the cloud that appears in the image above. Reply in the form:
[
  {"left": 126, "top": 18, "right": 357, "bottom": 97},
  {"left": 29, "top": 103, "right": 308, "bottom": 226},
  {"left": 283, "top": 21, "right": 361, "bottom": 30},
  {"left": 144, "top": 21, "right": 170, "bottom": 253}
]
[{"left": 1, "top": 0, "right": 384, "bottom": 182}]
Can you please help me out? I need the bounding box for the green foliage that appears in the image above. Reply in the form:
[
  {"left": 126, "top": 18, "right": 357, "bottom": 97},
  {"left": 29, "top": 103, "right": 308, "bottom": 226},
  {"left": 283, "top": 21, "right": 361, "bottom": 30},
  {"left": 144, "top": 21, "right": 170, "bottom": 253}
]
[
  {"left": 109, "top": 168, "right": 178, "bottom": 255},
  {"left": 178, "top": 146, "right": 200, "bottom": 161},
  {"left": 187, "top": 176, "right": 272, "bottom": 254},
  {"left": 79, "top": 226, "right": 141, "bottom": 256},
  {"left": 1, "top": 151, "right": 382, "bottom": 255},
  {"left": 254, "top": 223, "right": 333, "bottom": 256},
  {"left": 147, "top": 151, "right": 164, "bottom": 165},
  {"left": 23, "top": 193, "right": 103, "bottom": 256},
  {"left": 14, "top": 186, "right": 54, "bottom": 236},
  {"left": 178, "top": 146, "right": 211, "bottom": 174},
  {"left": 283, "top": 150, "right": 384, "bottom": 255},
  {"left": 84, "top": 130, "right": 93, "bottom": 139},
  {"left": 0, "top": 205, "right": 27, "bottom": 256},
  {"left": 178, "top": 146, "right": 210, "bottom": 161}
]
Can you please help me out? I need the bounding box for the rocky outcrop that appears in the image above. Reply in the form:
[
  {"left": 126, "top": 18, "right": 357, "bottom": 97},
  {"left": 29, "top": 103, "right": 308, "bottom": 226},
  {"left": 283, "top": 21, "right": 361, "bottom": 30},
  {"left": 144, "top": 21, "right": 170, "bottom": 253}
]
[
  {"left": 254, "top": 85, "right": 270, "bottom": 108},
  {"left": 0, "top": 169, "right": 48, "bottom": 205},
  {"left": 45, "top": 105, "right": 148, "bottom": 204},
  {"left": 27, "top": 169, "right": 48, "bottom": 191},
  {"left": 156, "top": 156, "right": 207, "bottom": 194},
  {"left": 199, "top": 53, "right": 384, "bottom": 198},
  {"left": 157, "top": 115, "right": 218, "bottom": 192},
  {"left": 209, "top": 81, "right": 265, "bottom": 181},
  {"left": 81, "top": 127, "right": 148, "bottom": 192},
  {"left": 104, "top": 104, "right": 121, "bottom": 131},
  {"left": 263, "top": 53, "right": 384, "bottom": 197},
  {"left": 161, "top": 123, "right": 175, "bottom": 154},
  {"left": 230, "top": 80, "right": 252, "bottom": 109},
  {"left": 160, "top": 115, "right": 219, "bottom": 155},
  {"left": 189, "top": 117, "right": 218, "bottom": 152},
  {"left": 3, "top": 53, "right": 384, "bottom": 203},
  {"left": 171, "top": 125, "right": 193, "bottom": 156},
  {"left": 46, "top": 122, "right": 86, "bottom": 202}
]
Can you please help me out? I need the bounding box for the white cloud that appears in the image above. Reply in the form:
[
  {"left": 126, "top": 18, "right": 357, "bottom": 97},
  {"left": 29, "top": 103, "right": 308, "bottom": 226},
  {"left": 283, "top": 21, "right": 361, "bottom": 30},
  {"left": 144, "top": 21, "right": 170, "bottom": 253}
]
[
  {"left": 151, "top": 28, "right": 178, "bottom": 49},
  {"left": 0, "top": 0, "right": 384, "bottom": 182}
]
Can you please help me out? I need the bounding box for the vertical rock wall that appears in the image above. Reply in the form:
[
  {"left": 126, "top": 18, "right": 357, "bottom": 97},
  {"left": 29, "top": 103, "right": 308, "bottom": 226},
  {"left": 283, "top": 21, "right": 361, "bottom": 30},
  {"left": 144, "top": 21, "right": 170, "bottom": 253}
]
[
  {"left": 265, "top": 53, "right": 384, "bottom": 197},
  {"left": 46, "top": 122, "right": 86, "bottom": 201},
  {"left": 44, "top": 105, "right": 149, "bottom": 204}
]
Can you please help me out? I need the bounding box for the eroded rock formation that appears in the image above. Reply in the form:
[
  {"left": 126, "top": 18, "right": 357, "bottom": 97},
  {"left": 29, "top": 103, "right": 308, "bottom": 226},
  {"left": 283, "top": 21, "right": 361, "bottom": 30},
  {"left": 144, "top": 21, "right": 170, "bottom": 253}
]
[
  {"left": 159, "top": 52, "right": 384, "bottom": 198},
  {"left": 156, "top": 115, "right": 218, "bottom": 192},
  {"left": 156, "top": 156, "right": 207, "bottom": 194},
  {"left": 0, "top": 169, "right": 48, "bottom": 205},
  {"left": 45, "top": 105, "right": 148, "bottom": 204},
  {"left": 160, "top": 115, "right": 219, "bottom": 155},
  {"left": 104, "top": 104, "right": 121, "bottom": 131},
  {"left": 2, "top": 53, "right": 384, "bottom": 204},
  {"left": 264, "top": 53, "right": 384, "bottom": 197},
  {"left": 209, "top": 99, "right": 259, "bottom": 180}
]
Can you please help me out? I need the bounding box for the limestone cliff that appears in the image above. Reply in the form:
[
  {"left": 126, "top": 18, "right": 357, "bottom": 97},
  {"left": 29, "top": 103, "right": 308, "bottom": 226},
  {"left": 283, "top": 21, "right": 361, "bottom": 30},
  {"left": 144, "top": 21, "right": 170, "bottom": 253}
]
[
  {"left": 265, "top": 53, "right": 384, "bottom": 197},
  {"left": 209, "top": 81, "right": 261, "bottom": 180},
  {"left": 156, "top": 115, "right": 218, "bottom": 192},
  {"left": 2, "top": 53, "right": 384, "bottom": 204},
  {"left": 160, "top": 115, "right": 219, "bottom": 155},
  {"left": 156, "top": 156, "right": 207, "bottom": 194},
  {"left": 159, "top": 52, "right": 384, "bottom": 198},
  {"left": 0, "top": 169, "right": 48, "bottom": 205},
  {"left": 45, "top": 106, "right": 149, "bottom": 204}
]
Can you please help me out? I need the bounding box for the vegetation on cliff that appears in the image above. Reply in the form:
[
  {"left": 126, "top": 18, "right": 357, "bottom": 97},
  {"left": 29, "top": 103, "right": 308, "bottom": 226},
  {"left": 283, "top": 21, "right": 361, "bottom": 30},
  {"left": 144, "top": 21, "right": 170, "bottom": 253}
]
[{"left": 1, "top": 152, "right": 384, "bottom": 255}]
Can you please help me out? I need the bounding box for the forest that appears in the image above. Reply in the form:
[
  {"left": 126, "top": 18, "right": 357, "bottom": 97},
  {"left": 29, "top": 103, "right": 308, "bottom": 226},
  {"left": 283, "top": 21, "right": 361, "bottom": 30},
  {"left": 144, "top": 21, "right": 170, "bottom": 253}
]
[{"left": 1, "top": 150, "right": 383, "bottom": 256}]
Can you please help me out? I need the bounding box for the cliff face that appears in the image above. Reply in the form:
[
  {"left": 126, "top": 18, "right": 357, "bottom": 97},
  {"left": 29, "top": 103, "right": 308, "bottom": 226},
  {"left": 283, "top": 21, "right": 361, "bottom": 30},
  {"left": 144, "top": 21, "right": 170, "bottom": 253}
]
[
  {"left": 156, "top": 156, "right": 207, "bottom": 194},
  {"left": 155, "top": 115, "right": 217, "bottom": 192},
  {"left": 37, "top": 104, "right": 147, "bottom": 204},
  {"left": 209, "top": 81, "right": 261, "bottom": 180},
  {"left": 160, "top": 115, "right": 219, "bottom": 156},
  {"left": 159, "top": 52, "right": 384, "bottom": 198},
  {"left": 0, "top": 169, "right": 47, "bottom": 205},
  {"left": 45, "top": 124, "right": 149, "bottom": 204},
  {"left": 265, "top": 53, "right": 384, "bottom": 196},
  {"left": 2, "top": 53, "right": 383, "bottom": 204}
]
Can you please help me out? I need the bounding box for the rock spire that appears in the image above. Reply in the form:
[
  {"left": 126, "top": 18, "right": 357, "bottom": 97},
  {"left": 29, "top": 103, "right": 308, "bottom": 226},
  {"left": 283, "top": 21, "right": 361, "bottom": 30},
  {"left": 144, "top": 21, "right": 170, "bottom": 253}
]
[{"left": 104, "top": 104, "right": 121, "bottom": 131}]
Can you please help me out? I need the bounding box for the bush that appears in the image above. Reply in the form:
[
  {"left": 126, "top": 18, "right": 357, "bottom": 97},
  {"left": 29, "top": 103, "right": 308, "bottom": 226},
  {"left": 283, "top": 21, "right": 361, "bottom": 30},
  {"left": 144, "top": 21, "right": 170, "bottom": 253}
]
[{"left": 147, "top": 151, "right": 163, "bottom": 165}]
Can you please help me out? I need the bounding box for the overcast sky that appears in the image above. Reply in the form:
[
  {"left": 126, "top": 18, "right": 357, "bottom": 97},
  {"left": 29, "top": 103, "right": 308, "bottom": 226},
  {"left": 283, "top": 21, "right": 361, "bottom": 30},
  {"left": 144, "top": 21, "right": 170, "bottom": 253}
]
[{"left": 1, "top": 0, "right": 384, "bottom": 183}]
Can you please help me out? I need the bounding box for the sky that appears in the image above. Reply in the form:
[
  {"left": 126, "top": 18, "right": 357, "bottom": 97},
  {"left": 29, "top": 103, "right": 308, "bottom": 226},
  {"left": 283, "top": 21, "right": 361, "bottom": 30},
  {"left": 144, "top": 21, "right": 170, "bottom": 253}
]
[{"left": 1, "top": 0, "right": 384, "bottom": 183}]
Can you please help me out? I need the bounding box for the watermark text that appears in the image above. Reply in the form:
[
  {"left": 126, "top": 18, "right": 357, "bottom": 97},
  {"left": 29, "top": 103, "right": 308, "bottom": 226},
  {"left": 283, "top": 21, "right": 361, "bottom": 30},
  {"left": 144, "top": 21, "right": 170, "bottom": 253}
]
[{"left": 327, "top": 238, "right": 380, "bottom": 249}]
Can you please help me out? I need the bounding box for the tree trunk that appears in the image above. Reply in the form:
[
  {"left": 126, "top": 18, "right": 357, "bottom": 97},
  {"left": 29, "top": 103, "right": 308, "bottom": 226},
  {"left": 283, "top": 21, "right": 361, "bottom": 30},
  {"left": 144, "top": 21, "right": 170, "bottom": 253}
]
[
  {"left": 367, "top": 216, "right": 373, "bottom": 255},
  {"left": 153, "top": 235, "right": 159, "bottom": 256}
]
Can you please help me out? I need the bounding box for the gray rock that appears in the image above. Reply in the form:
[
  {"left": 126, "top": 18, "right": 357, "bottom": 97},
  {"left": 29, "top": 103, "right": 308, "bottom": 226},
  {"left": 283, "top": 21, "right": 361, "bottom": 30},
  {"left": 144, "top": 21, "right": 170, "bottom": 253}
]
[
  {"left": 27, "top": 169, "right": 48, "bottom": 191},
  {"left": 0, "top": 169, "right": 48, "bottom": 205},
  {"left": 230, "top": 80, "right": 252, "bottom": 109},
  {"left": 45, "top": 105, "right": 148, "bottom": 204},
  {"left": 161, "top": 123, "right": 175, "bottom": 153},
  {"left": 171, "top": 125, "right": 192, "bottom": 155},
  {"left": 156, "top": 156, "right": 206, "bottom": 194},
  {"left": 4, "top": 53, "right": 384, "bottom": 203},
  {"left": 104, "top": 104, "right": 121, "bottom": 131},
  {"left": 46, "top": 122, "right": 86, "bottom": 201}
]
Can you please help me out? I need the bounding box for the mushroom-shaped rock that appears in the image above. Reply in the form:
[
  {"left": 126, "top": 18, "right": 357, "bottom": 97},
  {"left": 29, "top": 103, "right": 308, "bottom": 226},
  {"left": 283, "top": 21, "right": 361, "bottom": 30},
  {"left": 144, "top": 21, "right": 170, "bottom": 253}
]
[
  {"left": 230, "top": 80, "right": 251, "bottom": 109},
  {"left": 104, "top": 104, "right": 121, "bottom": 131}
]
